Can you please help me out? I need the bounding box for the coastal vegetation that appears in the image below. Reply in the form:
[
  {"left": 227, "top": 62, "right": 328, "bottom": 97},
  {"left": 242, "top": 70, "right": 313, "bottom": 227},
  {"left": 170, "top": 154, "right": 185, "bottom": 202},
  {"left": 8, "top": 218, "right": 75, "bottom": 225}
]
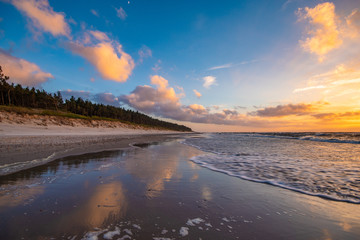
[{"left": 0, "top": 66, "right": 192, "bottom": 132}]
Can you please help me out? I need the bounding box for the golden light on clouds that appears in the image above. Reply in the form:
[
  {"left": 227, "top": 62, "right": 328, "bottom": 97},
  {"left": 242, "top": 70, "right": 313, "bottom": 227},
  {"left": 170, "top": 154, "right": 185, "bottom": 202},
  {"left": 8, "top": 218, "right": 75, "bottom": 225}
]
[
  {"left": 0, "top": 50, "right": 54, "bottom": 86},
  {"left": 11, "top": 0, "right": 70, "bottom": 37},
  {"left": 68, "top": 31, "right": 135, "bottom": 83},
  {"left": 81, "top": 182, "right": 127, "bottom": 227},
  {"left": 298, "top": 2, "right": 342, "bottom": 62}
]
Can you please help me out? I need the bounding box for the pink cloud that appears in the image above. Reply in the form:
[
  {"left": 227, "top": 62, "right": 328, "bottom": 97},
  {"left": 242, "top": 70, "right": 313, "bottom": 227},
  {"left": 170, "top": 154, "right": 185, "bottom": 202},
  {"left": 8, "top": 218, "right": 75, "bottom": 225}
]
[
  {"left": 0, "top": 49, "right": 53, "bottom": 86},
  {"left": 119, "top": 75, "right": 273, "bottom": 127},
  {"left": 115, "top": 7, "right": 127, "bottom": 20},
  {"left": 10, "top": 0, "right": 70, "bottom": 37}
]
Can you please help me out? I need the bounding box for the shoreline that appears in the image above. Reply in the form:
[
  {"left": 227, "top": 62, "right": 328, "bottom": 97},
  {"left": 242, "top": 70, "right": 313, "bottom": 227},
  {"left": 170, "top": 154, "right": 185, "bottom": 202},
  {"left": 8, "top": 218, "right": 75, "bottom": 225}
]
[
  {"left": 0, "top": 133, "right": 190, "bottom": 176},
  {"left": 1, "top": 140, "right": 359, "bottom": 239},
  {"left": 0, "top": 113, "right": 194, "bottom": 176}
]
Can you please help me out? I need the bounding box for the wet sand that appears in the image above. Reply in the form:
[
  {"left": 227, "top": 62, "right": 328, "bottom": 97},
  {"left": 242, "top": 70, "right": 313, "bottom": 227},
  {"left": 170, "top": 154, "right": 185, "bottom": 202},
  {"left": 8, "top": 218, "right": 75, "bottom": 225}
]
[
  {"left": 0, "top": 140, "right": 359, "bottom": 239},
  {"left": 0, "top": 133, "right": 187, "bottom": 175}
]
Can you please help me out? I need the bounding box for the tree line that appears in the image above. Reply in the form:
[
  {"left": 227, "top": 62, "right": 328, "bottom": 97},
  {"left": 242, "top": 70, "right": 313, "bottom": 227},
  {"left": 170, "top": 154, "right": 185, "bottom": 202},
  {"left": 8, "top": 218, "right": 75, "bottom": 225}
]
[{"left": 0, "top": 66, "right": 192, "bottom": 132}]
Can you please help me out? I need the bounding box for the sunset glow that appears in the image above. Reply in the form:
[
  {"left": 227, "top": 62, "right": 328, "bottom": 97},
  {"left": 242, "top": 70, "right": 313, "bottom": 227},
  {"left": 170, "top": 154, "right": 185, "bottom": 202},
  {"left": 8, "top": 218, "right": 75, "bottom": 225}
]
[{"left": 1, "top": 0, "right": 359, "bottom": 131}]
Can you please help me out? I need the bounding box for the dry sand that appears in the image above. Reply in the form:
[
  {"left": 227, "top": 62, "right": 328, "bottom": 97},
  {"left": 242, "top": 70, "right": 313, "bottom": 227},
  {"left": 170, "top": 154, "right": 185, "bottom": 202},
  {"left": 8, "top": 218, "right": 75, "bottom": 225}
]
[{"left": 0, "top": 110, "right": 191, "bottom": 175}]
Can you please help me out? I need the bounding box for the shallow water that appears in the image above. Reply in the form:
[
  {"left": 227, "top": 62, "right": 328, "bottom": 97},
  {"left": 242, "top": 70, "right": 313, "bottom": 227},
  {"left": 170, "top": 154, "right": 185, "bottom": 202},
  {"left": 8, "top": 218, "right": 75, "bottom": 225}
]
[
  {"left": 0, "top": 140, "right": 360, "bottom": 239},
  {"left": 185, "top": 133, "right": 360, "bottom": 203}
]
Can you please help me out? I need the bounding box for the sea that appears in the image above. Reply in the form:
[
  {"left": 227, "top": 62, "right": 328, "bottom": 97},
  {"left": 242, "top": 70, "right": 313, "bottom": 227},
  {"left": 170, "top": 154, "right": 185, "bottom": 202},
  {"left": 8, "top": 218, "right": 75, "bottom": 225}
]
[{"left": 184, "top": 132, "right": 360, "bottom": 204}]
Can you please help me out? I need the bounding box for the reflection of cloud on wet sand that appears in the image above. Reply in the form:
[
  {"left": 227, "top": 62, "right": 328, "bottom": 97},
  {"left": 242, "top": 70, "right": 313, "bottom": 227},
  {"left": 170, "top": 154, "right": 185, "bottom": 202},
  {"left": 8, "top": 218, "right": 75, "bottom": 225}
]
[
  {"left": 125, "top": 144, "right": 201, "bottom": 198},
  {"left": 0, "top": 185, "right": 45, "bottom": 209},
  {"left": 72, "top": 182, "right": 127, "bottom": 228},
  {"left": 202, "top": 186, "right": 212, "bottom": 201}
]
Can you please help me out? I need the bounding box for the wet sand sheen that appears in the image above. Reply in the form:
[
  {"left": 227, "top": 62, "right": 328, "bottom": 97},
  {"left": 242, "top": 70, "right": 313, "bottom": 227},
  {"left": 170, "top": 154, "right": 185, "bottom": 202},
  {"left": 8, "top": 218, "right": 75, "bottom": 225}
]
[{"left": 0, "top": 140, "right": 360, "bottom": 239}]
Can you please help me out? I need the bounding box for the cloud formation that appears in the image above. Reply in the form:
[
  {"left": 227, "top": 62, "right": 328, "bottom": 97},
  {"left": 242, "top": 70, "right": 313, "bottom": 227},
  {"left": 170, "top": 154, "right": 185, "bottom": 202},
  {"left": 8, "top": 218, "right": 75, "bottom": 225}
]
[
  {"left": 193, "top": 89, "right": 202, "bottom": 98},
  {"left": 10, "top": 0, "right": 70, "bottom": 37},
  {"left": 119, "top": 75, "right": 277, "bottom": 127},
  {"left": 59, "top": 89, "right": 91, "bottom": 100},
  {"left": 312, "top": 111, "right": 360, "bottom": 120},
  {"left": 0, "top": 49, "right": 53, "bottom": 86},
  {"left": 90, "top": 9, "right": 99, "bottom": 17},
  {"left": 116, "top": 7, "right": 127, "bottom": 20},
  {"left": 93, "top": 92, "right": 120, "bottom": 107},
  {"left": 138, "top": 45, "right": 152, "bottom": 63},
  {"left": 294, "top": 61, "right": 360, "bottom": 106},
  {"left": 203, "top": 76, "right": 216, "bottom": 89},
  {"left": 298, "top": 2, "right": 342, "bottom": 62},
  {"left": 346, "top": 9, "right": 360, "bottom": 37},
  {"left": 67, "top": 31, "right": 134, "bottom": 82},
  {"left": 252, "top": 103, "right": 316, "bottom": 117},
  {"left": 207, "top": 60, "right": 259, "bottom": 71}
]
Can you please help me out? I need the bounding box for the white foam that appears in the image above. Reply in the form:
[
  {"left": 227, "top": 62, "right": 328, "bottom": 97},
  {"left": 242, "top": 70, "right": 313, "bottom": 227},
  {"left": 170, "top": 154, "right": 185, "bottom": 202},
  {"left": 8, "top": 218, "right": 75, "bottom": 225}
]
[
  {"left": 123, "top": 229, "right": 132, "bottom": 235},
  {"left": 132, "top": 224, "right": 141, "bottom": 230},
  {"left": 81, "top": 229, "right": 107, "bottom": 240},
  {"left": 119, "top": 235, "right": 131, "bottom": 240},
  {"left": 186, "top": 218, "right": 204, "bottom": 226},
  {"left": 205, "top": 223, "right": 212, "bottom": 227},
  {"left": 179, "top": 227, "right": 189, "bottom": 237},
  {"left": 103, "top": 227, "right": 121, "bottom": 239}
]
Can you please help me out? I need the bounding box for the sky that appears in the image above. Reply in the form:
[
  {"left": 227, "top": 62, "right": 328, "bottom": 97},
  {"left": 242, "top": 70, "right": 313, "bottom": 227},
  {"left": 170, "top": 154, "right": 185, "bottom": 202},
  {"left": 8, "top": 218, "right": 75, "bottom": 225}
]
[{"left": 0, "top": 0, "right": 360, "bottom": 132}]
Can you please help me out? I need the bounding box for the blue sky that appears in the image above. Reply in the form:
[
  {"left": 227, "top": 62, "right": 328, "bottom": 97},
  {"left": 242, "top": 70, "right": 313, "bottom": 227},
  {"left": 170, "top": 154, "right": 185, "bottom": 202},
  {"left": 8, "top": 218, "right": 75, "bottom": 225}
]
[{"left": 1, "top": 0, "right": 360, "bottom": 131}]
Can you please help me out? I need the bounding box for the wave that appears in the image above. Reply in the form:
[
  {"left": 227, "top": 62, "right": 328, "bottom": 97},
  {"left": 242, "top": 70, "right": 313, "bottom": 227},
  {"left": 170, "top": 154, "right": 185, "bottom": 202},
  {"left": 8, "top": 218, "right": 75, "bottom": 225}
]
[
  {"left": 254, "top": 132, "right": 360, "bottom": 144},
  {"left": 0, "top": 150, "right": 68, "bottom": 176},
  {"left": 190, "top": 155, "right": 360, "bottom": 204}
]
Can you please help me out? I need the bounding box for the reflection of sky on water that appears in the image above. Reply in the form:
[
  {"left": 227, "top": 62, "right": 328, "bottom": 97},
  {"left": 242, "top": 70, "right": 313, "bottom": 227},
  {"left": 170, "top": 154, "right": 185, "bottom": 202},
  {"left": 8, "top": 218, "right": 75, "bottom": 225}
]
[
  {"left": 0, "top": 140, "right": 359, "bottom": 239},
  {"left": 124, "top": 144, "right": 201, "bottom": 198},
  {"left": 72, "top": 182, "right": 127, "bottom": 228},
  {"left": 0, "top": 184, "right": 44, "bottom": 209}
]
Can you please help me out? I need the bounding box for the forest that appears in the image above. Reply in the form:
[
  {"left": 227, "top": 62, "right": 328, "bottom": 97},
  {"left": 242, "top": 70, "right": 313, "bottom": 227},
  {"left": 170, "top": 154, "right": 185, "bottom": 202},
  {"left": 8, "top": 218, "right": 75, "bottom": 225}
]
[{"left": 0, "top": 66, "right": 192, "bottom": 132}]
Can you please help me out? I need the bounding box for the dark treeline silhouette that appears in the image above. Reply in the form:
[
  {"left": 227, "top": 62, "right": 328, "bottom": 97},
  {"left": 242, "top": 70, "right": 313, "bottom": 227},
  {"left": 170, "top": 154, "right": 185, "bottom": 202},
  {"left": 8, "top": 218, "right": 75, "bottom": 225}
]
[{"left": 0, "top": 66, "right": 192, "bottom": 132}]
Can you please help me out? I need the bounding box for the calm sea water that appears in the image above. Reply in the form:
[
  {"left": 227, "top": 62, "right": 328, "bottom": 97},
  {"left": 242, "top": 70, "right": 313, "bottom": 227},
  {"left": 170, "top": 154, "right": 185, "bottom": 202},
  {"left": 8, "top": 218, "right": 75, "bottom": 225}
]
[{"left": 184, "top": 133, "right": 360, "bottom": 204}]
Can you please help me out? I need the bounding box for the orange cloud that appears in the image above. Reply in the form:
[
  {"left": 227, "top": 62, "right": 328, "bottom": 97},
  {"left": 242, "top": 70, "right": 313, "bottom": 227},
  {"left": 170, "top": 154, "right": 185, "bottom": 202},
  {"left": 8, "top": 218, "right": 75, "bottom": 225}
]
[
  {"left": 313, "top": 111, "right": 360, "bottom": 120},
  {"left": 294, "top": 61, "right": 360, "bottom": 107},
  {"left": 0, "top": 49, "right": 53, "bottom": 86},
  {"left": 298, "top": 2, "right": 342, "bottom": 62},
  {"left": 10, "top": 0, "right": 70, "bottom": 37},
  {"left": 346, "top": 9, "right": 360, "bottom": 38},
  {"left": 67, "top": 31, "right": 134, "bottom": 82},
  {"left": 193, "top": 89, "right": 202, "bottom": 98}
]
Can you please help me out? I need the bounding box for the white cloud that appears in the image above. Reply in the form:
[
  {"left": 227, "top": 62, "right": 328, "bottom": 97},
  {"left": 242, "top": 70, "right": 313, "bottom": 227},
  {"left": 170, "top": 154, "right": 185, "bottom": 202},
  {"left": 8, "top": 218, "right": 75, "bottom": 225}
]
[
  {"left": 208, "top": 63, "right": 234, "bottom": 71},
  {"left": 203, "top": 76, "right": 216, "bottom": 89}
]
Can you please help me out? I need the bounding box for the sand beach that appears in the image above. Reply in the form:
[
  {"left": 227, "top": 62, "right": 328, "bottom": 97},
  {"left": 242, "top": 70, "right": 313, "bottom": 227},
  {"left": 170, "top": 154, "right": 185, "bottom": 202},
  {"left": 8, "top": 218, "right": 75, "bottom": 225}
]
[{"left": 1, "top": 115, "right": 360, "bottom": 239}]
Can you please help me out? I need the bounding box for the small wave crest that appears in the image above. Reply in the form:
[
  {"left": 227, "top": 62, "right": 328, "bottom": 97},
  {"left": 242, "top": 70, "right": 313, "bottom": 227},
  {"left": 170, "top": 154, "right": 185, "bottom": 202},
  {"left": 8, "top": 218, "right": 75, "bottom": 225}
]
[
  {"left": 256, "top": 132, "right": 360, "bottom": 144},
  {"left": 0, "top": 152, "right": 60, "bottom": 176},
  {"left": 190, "top": 154, "right": 360, "bottom": 204}
]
